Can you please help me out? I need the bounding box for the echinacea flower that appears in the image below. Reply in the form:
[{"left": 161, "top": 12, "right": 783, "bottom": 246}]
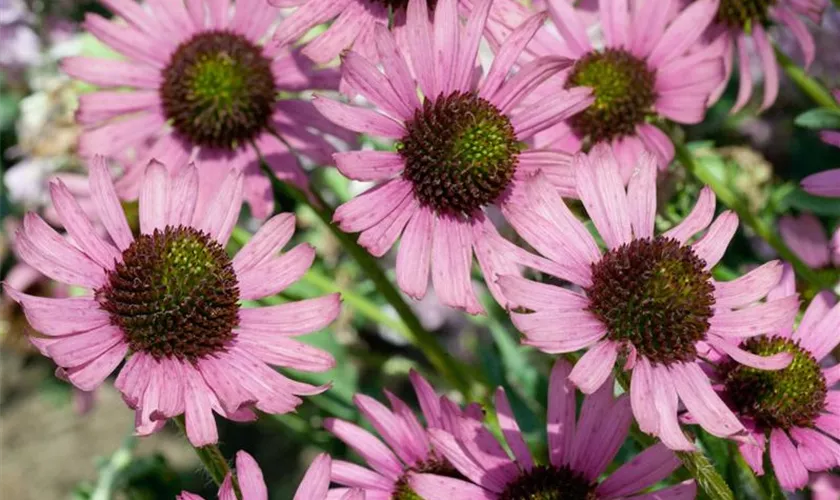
[
  {"left": 314, "top": 0, "right": 593, "bottom": 313},
  {"left": 697, "top": 0, "right": 827, "bottom": 113},
  {"left": 779, "top": 214, "right": 839, "bottom": 269},
  {"left": 703, "top": 281, "right": 840, "bottom": 491},
  {"left": 178, "top": 451, "right": 364, "bottom": 500},
  {"left": 63, "top": 0, "right": 352, "bottom": 218},
  {"left": 322, "top": 370, "right": 484, "bottom": 499},
  {"left": 488, "top": 0, "right": 725, "bottom": 174},
  {"left": 409, "top": 359, "right": 696, "bottom": 499},
  {"left": 500, "top": 145, "right": 799, "bottom": 450},
  {"left": 5, "top": 157, "right": 340, "bottom": 446}
]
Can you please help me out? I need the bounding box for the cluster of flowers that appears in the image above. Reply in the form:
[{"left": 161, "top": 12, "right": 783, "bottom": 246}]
[{"left": 4, "top": 0, "right": 840, "bottom": 498}]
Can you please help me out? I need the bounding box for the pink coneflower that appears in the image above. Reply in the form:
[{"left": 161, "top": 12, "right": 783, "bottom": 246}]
[
  {"left": 779, "top": 214, "right": 839, "bottom": 269},
  {"left": 698, "top": 0, "right": 827, "bottom": 113},
  {"left": 704, "top": 286, "right": 840, "bottom": 491},
  {"left": 499, "top": 145, "right": 799, "bottom": 450},
  {"left": 313, "top": 0, "right": 593, "bottom": 313},
  {"left": 488, "top": 0, "right": 725, "bottom": 174},
  {"left": 5, "top": 157, "right": 340, "bottom": 446},
  {"left": 322, "top": 370, "right": 484, "bottom": 498},
  {"left": 178, "top": 451, "right": 364, "bottom": 500},
  {"left": 410, "top": 359, "right": 696, "bottom": 499},
  {"left": 63, "top": 0, "right": 352, "bottom": 218}
]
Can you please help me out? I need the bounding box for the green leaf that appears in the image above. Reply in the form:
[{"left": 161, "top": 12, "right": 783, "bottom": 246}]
[
  {"left": 794, "top": 108, "right": 840, "bottom": 130},
  {"left": 779, "top": 188, "right": 840, "bottom": 216}
]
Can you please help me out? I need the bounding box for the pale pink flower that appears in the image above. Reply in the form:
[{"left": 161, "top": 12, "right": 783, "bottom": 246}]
[
  {"left": 484, "top": 0, "right": 725, "bottom": 176},
  {"left": 314, "top": 0, "right": 593, "bottom": 313},
  {"left": 500, "top": 145, "right": 799, "bottom": 450},
  {"left": 322, "top": 370, "right": 484, "bottom": 498},
  {"left": 410, "top": 359, "right": 696, "bottom": 499},
  {"left": 63, "top": 0, "right": 353, "bottom": 218},
  {"left": 178, "top": 451, "right": 365, "bottom": 500},
  {"left": 5, "top": 157, "right": 340, "bottom": 446},
  {"left": 700, "top": 278, "right": 840, "bottom": 491},
  {"left": 779, "top": 214, "right": 840, "bottom": 269},
  {"left": 698, "top": 0, "right": 828, "bottom": 113}
]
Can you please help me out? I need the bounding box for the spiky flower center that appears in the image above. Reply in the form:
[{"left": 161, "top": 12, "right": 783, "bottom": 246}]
[
  {"left": 723, "top": 336, "right": 827, "bottom": 430},
  {"left": 160, "top": 30, "right": 275, "bottom": 149},
  {"left": 498, "top": 465, "right": 597, "bottom": 500},
  {"left": 585, "top": 236, "right": 715, "bottom": 366},
  {"left": 565, "top": 48, "right": 657, "bottom": 144},
  {"left": 399, "top": 91, "right": 521, "bottom": 216},
  {"left": 715, "top": 0, "right": 777, "bottom": 29},
  {"left": 392, "top": 454, "right": 463, "bottom": 500},
  {"left": 98, "top": 226, "right": 240, "bottom": 362}
]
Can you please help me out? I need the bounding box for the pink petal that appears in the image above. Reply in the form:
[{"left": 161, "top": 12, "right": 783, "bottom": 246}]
[
  {"left": 294, "top": 454, "right": 332, "bottom": 500},
  {"left": 431, "top": 215, "right": 483, "bottom": 314},
  {"left": 801, "top": 169, "right": 840, "bottom": 198},
  {"left": 234, "top": 451, "right": 268, "bottom": 500},
  {"left": 232, "top": 213, "right": 296, "bottom": 275},
  {"left": 574, "top": 145, "right": 633, "bottom": 250},
  {"left": 330, "top": 460, "right": 392, "bottom": 491},
  {"left": 323, "top": 418, "right": 403, "bottom": 481},
  {"left": 51, "top": 180, "right": 121, "bottom": 269},
  {"left": 409, "top": 369, "right": 441, "bottom": 429},
  {"left": 357, "top": 195, "right": 417, "bottom": 257},
  {"left": 342, "top": 51, "right": 413, "bottom": 121},
  {"left": 770, "top": 429, "right": 809, "bottom": 491},
  {"left": 647, "top": 0, "right": 718, "bottom": 69},
  {"left": 547, "top": 359, "right": 576, "bottom": 468},
  {"left": 238, "top": 294, "right": 341, "bottom": 337},
  {"left": 405, "top": 0, "right": 437, "bottom": 98},
  {"left": 752, "top": 25, "right": 779, "bottom": 112},
  {"left": 454, "top": 0, "right": 492, "bottom": 92},
  {"left": 631, "top": 357, "right": 660, "bottom": 436},
  {"left": 76, "top": 90, "right": 160, "bottom": 125},
  {"left": 512, "top": 309, "right": 607, "bottom": 353},
  {"left": 237, "top": 334, "right": 335, "bottom": 372},
  {"left": 374, "top": 25, "right": 420, "bottom": 111},
  {"left": 691, "top": 211, "right": 739, "bottom": 270},
  {"left": 779, "top": 214, "right": 831, "bottom": 268},
  {"left": 432, "top": 0, "right": 460, "bottom": 95},
  {"left": 429, "top": 427, "right": 512, "bottom": 493},
  {"left": 663, "top": 186, "right": 715, "bottom": 244},
  {"left": 630, "top": 480, "right": 696, "bottom": 500},
  {"left": 732, "top": 34, "right": 754, "bottom": 113},
  {"left": 237, "top": 244, "right": 315, "bottom": 300},
  {"left": 709, "top": 295, "right": 800, "bottom": 338},
  {"left": 545, "top": 0, "right": 591, "bottom": 57},
  {"left": 708, "top": 335, "right": 793, "bottom": 369},
  {"left": 45, "top": 324, "right": 124, "bottom": 368},
  {"left": 64, "top": 341, "right": 128, "bottom": 391},
  {"left": 409, "top": 474, "right": 495, "bottom": 500},
  {"left": 62, "top": 57, "right": 162, "bottom": 89},
  {"left": 481, "top": 12, "right": 547, "bottom": 99},
  {"left": 790, "top": 427, "right": 840, "bottom": 472},
  {"left": 313, "top": 96, "right": 406, "bottom": 139},
  {"left": 88, "top": 156, "right": 134, "bottom": 251},
  {"left": 801, "top": 301, "right": 840, "bottom": 361},
  {"left": 166, "top": 163, "right": 199, "bottom": 228},
  {"left": 138, "top": 160, "right": 168, "bottom": 235},
  {"left": 573, "top": 386, "right": 632, "bottom": 480},
  {"left": 713, "top": 260, "right": 784, "bottom": 308},
  {"left": 396, "top": 206, "right": 434, "bottom": 299},
  {"left": 334, "top": 179, "right": 412, "bottom": 233},
  {"left": 334, "top": 151, "right": 404, "bottom": 181},
  {"left": 16, "top": 214, "right": 106, "bottom": 288},
  {"left": 569, "top": 340, "right": 620, "bottom": 394},
  {"left": 495, "top": 388, "right": 534, "bottom": 470},
  {"left": 596, "top": 443, "right": 681, "bottom": 497},
  {"left": 3, "top": 288, "right": 110, "bottom": 337},
  {"left": 636, "top": 123, "right": 675, "bottom": 168},
  {"left": 670, "top": 362, "right": 744, "bottom": 438},
  {"left": 198, "top": 167, "right": 244, "bottom": 246},
  {"left": 626, "top": 152, "right": 657, "bottom": 239},
  {"left": 650, "top": 365, "right": 696, "bottom": 450},
  {"left": 601, "top": 0, "right": 629, "bottom": 48}
]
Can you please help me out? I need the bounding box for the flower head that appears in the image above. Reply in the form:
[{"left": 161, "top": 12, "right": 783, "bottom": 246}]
[
  {"left": 489, "top": 0, "right": 725, "bottom": 175},
  {"left": 409, "top": 359, "right": 695, "bottom": 499},
  {"left": 322, "top": 370, "right": 484, "bottom": 499},
  {"left": 63, "top": 0, "right": 352, "bottom": 218},
  {"left": 5, "top": 157, "right": 340, "bottom": 446},
  {"left": 698, "top": 0, "right": 828, "bottom": 113},
  {"left": 314, "top": 0, "right": 593, "bottom": 313},
  {"left": 500, "top": 145, "right": 799, "bottom": 450},
  {"left": 178, "top": 451, "right": 364, "bottom": 500},
  {"left": 705, "top": 276, "right": 840, "bottom": 491}
]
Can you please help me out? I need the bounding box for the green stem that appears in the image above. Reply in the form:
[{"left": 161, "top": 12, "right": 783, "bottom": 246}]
[
  {"left": 174, "top": 416, "right": 237, "bottom": 496},
  {"left": 259, "top": 164, "right": 476, "bottom": 399},
  {"left": 773, "top": 46, "right": 838, "bottom": 110},
  {"left": 612, "top": 372, "right": 736, "bottom": 500},
  {"left": 673, "top": 139, "right": 832, "bottom": 293}
]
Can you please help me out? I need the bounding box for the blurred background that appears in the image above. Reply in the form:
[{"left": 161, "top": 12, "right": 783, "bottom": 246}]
[{"left": 2, "top": 1, "right": 840, "bottom": 499}]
